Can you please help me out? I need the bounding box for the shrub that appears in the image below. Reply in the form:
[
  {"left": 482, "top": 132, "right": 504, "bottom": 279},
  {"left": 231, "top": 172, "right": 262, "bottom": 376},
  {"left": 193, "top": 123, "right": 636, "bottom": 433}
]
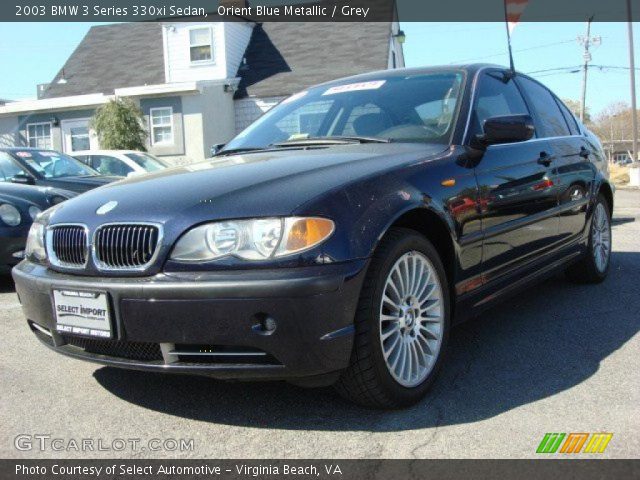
[{"left": 91, "top": 98, "right": 148, "bottom": 151}]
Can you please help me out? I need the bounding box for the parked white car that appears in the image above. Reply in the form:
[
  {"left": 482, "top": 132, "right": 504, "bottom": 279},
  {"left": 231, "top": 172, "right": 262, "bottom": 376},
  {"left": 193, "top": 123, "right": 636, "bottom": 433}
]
[{"left": 72, "top": 150, "right": 170, "bottom": 177}]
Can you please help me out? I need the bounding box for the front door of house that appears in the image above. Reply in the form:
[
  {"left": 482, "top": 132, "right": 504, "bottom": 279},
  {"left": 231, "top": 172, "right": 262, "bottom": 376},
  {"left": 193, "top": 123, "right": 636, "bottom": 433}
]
[{"left": 61, "top": 118, "right": 98, "bottom": 153}]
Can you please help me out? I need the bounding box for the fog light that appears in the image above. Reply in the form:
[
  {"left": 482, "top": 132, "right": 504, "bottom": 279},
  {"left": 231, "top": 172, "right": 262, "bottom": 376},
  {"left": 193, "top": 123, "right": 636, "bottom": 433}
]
[{"left": 262, "top": 316, "right": 277, "bottom": 332}]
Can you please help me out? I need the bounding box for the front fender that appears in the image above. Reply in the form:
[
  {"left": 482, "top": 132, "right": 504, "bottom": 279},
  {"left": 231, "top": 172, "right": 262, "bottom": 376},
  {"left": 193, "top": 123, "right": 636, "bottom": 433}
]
[{"left": 294, "top": 162, "right": 461, "bottom": 263}]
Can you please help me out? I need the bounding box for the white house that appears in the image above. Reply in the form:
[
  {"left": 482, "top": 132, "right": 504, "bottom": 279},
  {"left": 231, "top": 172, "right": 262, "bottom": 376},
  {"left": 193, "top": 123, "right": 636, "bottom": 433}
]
[{"left": 0, "top": 20, "right": 404, "bottom": 164}]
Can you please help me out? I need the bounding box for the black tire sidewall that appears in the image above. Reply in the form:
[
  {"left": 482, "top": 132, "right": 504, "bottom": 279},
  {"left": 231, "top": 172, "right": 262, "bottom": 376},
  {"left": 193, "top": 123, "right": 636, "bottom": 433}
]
[
  {"left": 364, "top": 231, "right": 450, "bottom": 405},
  {"left": 587, "top": 195, "right": 612, "bottom": 280}
]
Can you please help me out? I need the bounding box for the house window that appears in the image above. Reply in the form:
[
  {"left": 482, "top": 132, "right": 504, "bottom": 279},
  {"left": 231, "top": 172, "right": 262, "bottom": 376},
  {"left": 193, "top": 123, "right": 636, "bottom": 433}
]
[
  {"left": 150, "top": 107, "right": 174, "bottom": 145},
  {"left": 27, "top": 123, "right": 52, "bottom": 149},
  {"left": 189, "top": 27, "right": 213, "bottom": 63}
]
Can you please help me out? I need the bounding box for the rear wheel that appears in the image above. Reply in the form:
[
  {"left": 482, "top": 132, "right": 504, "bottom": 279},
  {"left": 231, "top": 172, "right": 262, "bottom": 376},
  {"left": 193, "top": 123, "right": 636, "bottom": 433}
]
[
  {"left": 565, "top": 194, "right": 611, "bottom": 283},
  {"left": 335, "top": 228, "right": 450, "bottom": 408}
]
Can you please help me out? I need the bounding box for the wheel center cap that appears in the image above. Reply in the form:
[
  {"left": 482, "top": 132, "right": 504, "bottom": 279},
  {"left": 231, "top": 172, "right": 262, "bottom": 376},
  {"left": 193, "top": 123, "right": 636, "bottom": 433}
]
[{"left": 405, "top": 311, "right": 415, "bottom": 328}]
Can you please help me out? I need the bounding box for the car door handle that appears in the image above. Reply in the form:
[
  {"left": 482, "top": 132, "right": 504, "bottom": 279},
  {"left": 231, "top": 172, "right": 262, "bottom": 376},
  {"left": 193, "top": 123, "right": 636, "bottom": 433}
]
[
  {"left": 579, "top": 147, "right": 591, "bottom": 159},
  {"left": 537, "top": 152, "right": 554, "bottom": 167}
]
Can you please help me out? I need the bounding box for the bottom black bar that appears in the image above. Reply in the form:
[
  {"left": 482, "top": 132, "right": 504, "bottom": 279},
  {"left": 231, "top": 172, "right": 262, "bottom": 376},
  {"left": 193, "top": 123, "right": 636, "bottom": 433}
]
[{"left": 1, "top": 459, "right": 638, "bottom": 480}]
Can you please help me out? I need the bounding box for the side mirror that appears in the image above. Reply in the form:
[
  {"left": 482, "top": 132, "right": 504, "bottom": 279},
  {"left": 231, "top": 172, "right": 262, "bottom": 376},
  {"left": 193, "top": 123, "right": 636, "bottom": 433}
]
[
  {"left": 477, "top": 114, "right": 535, "bottom": 147},
  {"left": 11, "top": 173, "right": 35, "bottom": 185},
  {"left": 210, "top": 143, "right": 226, "bottom": 156}
]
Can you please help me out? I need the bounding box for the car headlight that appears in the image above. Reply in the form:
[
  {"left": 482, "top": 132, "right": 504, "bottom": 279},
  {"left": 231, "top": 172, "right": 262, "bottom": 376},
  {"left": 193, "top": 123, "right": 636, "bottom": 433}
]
[
  {"left": 0, "top": 203, "right": 21, "bottom": 227},
  {"left": 170, "top": 217, "right": 335, "bottom": 262},
  {"left": 28, "top": 206, "right": 42, "bottom": 221},
  {"left": 25, "top": 221, "right": 47, "bottom": 263}
]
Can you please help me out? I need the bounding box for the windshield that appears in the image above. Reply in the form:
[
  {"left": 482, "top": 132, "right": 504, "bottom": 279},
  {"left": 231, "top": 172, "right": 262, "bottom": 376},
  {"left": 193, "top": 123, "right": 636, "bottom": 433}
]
[
  {"left": 124, "top": 152, "right": 168, "bottom": 172},
  {"left": 14, "top": 150, "right": 98, "bottom": 178},
  {"left": 224, "top": 71, "right": 464, "bottom": 152}
]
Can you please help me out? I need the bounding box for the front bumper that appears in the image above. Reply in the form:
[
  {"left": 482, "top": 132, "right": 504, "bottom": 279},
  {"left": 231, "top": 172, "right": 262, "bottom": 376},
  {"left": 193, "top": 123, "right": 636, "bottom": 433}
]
[{"left": 12, "top": 259, "right": 368, "bottom": 381}]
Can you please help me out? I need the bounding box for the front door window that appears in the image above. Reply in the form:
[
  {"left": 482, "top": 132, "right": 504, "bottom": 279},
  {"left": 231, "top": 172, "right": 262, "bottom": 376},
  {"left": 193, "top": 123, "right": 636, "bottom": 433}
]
[{"left": 69, "top": 126, "right": 90, "bottom": 151}]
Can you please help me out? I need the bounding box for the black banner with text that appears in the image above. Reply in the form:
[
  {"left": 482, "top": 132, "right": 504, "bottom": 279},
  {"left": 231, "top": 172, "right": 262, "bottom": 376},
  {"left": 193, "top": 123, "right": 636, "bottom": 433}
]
[
  {"left": 2, "top": 459, "right": 640, "bottom": 480},
  {"left": 3, "top": 0, "right": 640, "bottom": 22}
]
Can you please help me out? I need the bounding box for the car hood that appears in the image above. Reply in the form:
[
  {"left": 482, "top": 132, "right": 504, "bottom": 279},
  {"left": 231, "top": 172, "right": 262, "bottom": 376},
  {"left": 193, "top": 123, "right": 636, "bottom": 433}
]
[
  {"left": 0, "top": 183, "right": 76, "bottom": 209},
  {"left": 49, "top": 143, "right": 447, "bottom": 228},
  {"left": 45, "top": 175, "right": 119, "bottom": 193}
]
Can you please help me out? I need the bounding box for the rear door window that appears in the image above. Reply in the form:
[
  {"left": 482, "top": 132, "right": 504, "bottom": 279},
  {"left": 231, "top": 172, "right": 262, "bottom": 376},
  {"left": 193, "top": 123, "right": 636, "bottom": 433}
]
[
  {"left": 555, "top": 99, "right": 580, "bottom": 136},
  {"left": 516, "top": 76, "right": 571, "bottom": 138},
  {"left": 90, "top": 155, "right": 133, "bottom": 176}
]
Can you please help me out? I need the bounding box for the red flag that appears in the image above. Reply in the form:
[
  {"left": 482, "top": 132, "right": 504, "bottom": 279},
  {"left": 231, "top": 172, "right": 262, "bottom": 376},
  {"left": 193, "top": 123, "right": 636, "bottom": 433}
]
[{"left": 505, "top": 0, "right": 529, "bottom": 34}]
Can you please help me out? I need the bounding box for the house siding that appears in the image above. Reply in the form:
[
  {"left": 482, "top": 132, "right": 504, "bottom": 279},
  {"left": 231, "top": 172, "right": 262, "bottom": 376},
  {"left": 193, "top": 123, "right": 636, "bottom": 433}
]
[
  {"left": 0, "top": 117, "right": 19, "bottom": 148},
  {"left": 224, "top": 23, "right": 254, "bottom": 80},
  {"left": 197, "top": 82, "right": 237, "bottom": 159},
  {"left": 139, "top": 97, "right": 185, "bottom": 159},
  {"left": 234, "top": 96, "right": 285, "bottom": 134},
  {"left": 163, "top": 23, "right": 227, "bottom": 83},
  {"left": 388, "top": 21, "right": 406, "bottom": 69},
  {"left": 17, "top": 109, "right": 96, "bottom": 151}
]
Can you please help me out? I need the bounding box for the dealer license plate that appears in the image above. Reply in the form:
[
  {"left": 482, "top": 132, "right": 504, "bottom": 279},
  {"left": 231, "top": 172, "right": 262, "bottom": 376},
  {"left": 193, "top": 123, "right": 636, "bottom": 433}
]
[{"left": 53, "top": 290, "right": 112, "bottom": 338}]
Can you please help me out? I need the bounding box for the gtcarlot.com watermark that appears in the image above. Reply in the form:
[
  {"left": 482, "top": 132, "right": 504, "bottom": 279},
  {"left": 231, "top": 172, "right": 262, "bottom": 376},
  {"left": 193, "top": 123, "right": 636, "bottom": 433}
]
[{"left": 14, "top": 434, "right": 194, "bottom": 453}]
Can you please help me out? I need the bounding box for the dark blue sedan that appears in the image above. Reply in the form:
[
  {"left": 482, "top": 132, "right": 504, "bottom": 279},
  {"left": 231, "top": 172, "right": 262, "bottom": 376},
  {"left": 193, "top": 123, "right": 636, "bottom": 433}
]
[{"left": 12, "top": 65, "right": 613, "bottom": 408}]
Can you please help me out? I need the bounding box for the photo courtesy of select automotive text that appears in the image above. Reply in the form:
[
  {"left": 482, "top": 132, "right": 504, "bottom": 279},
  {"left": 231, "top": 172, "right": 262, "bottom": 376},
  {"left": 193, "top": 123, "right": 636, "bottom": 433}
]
[{"left": 0, "top": 0, "right": 638, "bottom": 477}]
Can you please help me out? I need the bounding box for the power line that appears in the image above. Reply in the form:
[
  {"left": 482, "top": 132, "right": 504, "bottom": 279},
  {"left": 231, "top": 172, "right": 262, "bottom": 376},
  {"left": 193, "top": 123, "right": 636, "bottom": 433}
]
[
  {"left": 591, "top": 64, "right": 640, "bottom": 71},
  {"left": 526, "top": 65, "right": 640, "bottom": 77},
  {"left": 527, "top": 66, "right": 582, "bottom": 75},
  {"left": 448, "top": 39, "right": 577, "bottom": 64}
]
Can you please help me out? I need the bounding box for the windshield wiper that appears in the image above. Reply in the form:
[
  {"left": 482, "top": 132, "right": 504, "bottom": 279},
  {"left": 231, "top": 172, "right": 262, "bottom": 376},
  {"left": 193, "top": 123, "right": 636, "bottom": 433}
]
[
  {"left": 216, "top": 136, "right": 391, "bottom": 157},
  {"left": 272, "top": 135, "right": 391, "bottom": 147},
  {"left": 213, "top": 147, "right": 271, "bottom": 157}
]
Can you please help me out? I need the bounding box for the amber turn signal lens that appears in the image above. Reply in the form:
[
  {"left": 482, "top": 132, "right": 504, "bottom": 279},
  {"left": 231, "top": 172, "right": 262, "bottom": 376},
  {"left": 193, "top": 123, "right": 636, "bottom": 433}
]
[{"left": 284, "top": 218, "right": 335, "bottom": 252}]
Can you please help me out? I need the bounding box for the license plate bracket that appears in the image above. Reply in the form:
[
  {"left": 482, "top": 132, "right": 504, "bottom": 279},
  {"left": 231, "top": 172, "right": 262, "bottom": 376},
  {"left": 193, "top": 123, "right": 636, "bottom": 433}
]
[{"left": 53, "top": 289, "right": 112, "bottom": 339}]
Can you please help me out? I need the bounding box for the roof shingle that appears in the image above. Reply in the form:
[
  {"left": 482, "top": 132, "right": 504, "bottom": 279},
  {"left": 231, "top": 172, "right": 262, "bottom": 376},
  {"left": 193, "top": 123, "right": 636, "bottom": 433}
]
[
  {"left": 41, "top": 23, "right": 165, "bottom": 99},
  {"left": 41, "top": 21, "right": 392, "bottom": 100},
  {"left": 235, "top": 22, "right": 391, "bottom": 98}
]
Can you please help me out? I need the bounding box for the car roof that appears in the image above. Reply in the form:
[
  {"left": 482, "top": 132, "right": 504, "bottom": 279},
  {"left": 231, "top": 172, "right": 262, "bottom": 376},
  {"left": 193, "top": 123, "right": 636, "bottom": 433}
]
[
  {"left": 311, "top": 63, "right": 508, "bottom": 90},
  {"left": 0, "top": 147, "right": 60, "bottom": 152},
  {"left": 71, "top": 150, "right": 142, "bottom": 155}
]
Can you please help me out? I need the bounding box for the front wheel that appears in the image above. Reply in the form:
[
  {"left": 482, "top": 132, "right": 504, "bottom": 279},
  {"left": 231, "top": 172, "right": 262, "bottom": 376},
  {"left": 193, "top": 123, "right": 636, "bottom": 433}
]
[
  {"left": 565, "top": 193, "right": 612, "bottom": 283},
  {"left": 335, "top": 228, "right": 450, "bottom": 408}
]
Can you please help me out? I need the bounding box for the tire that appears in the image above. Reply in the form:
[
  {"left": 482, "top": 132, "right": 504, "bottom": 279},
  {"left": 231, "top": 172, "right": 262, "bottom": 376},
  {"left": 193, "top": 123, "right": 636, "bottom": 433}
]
[
  {"left": 565, "top": 193, "right": 612, "bottom": 284},
  {"left": 334, "top": 227, "right": 450, "bottom": 408}
]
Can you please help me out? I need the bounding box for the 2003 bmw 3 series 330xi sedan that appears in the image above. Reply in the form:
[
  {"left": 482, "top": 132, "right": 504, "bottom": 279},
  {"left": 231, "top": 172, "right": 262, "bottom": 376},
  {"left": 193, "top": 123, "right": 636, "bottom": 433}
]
[{"left": 13, "top": 65, "right": 613, "bottom": 408}]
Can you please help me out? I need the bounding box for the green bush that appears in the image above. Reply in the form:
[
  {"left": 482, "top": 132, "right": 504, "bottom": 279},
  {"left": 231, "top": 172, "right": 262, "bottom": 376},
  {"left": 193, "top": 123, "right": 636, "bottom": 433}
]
[{"left": 91, "top": 98, "right": 148, "bottom": 151}]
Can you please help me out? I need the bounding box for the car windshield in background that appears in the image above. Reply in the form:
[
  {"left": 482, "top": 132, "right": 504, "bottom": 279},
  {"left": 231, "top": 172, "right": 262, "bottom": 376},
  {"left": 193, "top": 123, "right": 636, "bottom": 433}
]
[
  {"left": 124, "top": 152, "right": 168, "bottom": 172},
  {"left": 16, "top": 150, "right": 98, "bottom": 178},
  {"left": 224, "top": 71, "right": 465, "bottom": 152}
]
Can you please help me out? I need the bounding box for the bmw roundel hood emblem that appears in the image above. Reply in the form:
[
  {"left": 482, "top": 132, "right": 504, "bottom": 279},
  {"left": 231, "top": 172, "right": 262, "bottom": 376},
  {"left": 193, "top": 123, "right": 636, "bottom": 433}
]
[{"left": 96, "top": 201, "right": 118, "bottom": 215}]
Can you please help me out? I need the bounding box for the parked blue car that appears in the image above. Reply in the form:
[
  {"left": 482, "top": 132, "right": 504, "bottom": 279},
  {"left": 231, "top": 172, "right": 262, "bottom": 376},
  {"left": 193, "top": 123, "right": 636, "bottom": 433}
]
[{"left": 0, "top": 183, "right": 75, "bottom": 273}]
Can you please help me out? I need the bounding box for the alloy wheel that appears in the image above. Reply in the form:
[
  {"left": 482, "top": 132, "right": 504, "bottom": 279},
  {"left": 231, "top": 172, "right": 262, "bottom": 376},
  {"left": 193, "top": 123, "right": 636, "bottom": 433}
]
[{"left": 379, "top": 251, "right": 444, "bottom": 387}]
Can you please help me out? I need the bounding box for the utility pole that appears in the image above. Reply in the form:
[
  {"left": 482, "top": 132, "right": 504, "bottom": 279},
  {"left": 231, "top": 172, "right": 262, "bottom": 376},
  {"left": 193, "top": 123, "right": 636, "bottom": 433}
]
[
  {"left": 577, "top": 17, "right": 601, "bottom": 123},
  {"left": 627, "top": 0, "right": 638, "bottom": 162}
]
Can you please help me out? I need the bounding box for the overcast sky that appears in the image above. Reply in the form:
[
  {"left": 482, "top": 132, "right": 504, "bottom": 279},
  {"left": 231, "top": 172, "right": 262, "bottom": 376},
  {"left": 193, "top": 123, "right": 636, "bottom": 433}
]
[{"left": 0, "top": 22, "right": 638, "bottom": 117}]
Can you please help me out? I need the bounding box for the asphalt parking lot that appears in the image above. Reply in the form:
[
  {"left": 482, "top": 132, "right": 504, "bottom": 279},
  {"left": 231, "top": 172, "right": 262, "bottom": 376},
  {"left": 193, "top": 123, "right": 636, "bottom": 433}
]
[{"left": 1, "top": 189, "right": 638, "bottom": 459}]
